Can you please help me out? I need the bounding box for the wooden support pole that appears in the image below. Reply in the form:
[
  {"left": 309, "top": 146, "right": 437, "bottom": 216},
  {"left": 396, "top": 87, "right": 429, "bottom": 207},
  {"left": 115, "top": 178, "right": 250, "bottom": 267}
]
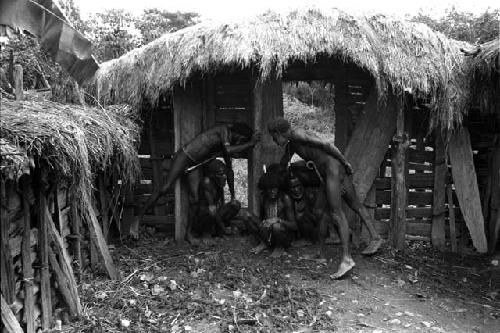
[
  {"left": 38, "top": 177, "right": 52, "bottom": 330},
  {"left": 488, "top": 146, "right": 500, "bottom": 252},
  {"left": 448, "top": 127, "right": 488, "bottom": 253},
  {"left": 390, "top": 96, "right": 408, "bottom": 251},
  {"left": 47, "top": 247, "right": 79, "bottom": 316},
  {"left": 84, "top": 202, "right": 119, "bottom": 279},
  {"left": 447, "top": 184, "right": 457, "bottom": 253},
  {"left": 13, "top": 64, "right": 23, "bottom": 100},
  {"left": 0, "top": 180, "right": 15, "bottom": 305},
  {"left": 98, "top": 175, "right": 110, "bottom": 241},
  {"left": 70, "top": 199, "right": 82, "bottom": 279},
  {"left": 344, "top": 88, "right": 398, "bottom": 201},
  {"left": 148, "top": 121, "right": 165, "bottom": 216},
  {"left": 45, "top": 205, "right": 82, "bottom": 316},
  {"left": 173, "top": 83, "right": 203, "bottom": 241},
  {"left": 248, "top": 77, "right": 284, "bottom": 216},
  {"left": 431, "top": 132, "right": 446, "bottom": 250},
  {"left": 21, "top": 181, "right": 35, "bottom": 333},
  {"left": 1, "top": 294, "right": 24, "bottom": 333}
]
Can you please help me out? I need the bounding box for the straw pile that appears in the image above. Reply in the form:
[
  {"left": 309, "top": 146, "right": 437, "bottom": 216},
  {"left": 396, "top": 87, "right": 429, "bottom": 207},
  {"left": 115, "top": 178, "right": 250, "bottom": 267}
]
[
  {"left": 95, "top": 7, "right": 472, "bottom": 130},
  {"left": 0, "top": 99, "right": 141, "bottom": 213},
  {"left": 467, "top": 39, "right": 500, "bottom": 114}
]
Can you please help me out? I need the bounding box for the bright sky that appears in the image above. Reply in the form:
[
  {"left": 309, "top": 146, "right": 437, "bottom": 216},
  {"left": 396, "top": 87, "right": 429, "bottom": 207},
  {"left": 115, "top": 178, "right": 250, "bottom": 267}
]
[{"left": 76, "top": 0, "right": 499, "bottom": 20}]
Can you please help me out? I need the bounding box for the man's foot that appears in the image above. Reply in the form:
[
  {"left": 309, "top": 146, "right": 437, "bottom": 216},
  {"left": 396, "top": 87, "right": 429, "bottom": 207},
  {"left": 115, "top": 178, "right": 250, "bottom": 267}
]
[
  {"left": 291, "top": 239, "right": 312, "bottom": 248},
  {"left": 270, "top": 247, "right": 285, "bottom": 258},
  {"left": 330, "top": 257, "right": 355, "bottom": 279},
  {"left": 251, "top": 242, "right": 267, "bottom": 254},
  {"left": 361, "top": 238, "right": 384, "bottom": 255}
]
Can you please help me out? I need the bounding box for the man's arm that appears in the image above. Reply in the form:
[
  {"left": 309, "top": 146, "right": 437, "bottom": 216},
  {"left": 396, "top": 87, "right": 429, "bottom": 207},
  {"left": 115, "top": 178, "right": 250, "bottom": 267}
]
[
  {"left": 224, "top": 131, "right": 262, "bottom": 155},
  {"left": 280, "top": 194, "right": 298, "bottom": 231},
  {"left": 291, "top": 129, "right": 353, "bottom": 174},
  {"left": 279, "top": 143, "right": 294, "bottom": 169},
  {"left": 221, "top": 153, "right": 236, "bottom": 200}
]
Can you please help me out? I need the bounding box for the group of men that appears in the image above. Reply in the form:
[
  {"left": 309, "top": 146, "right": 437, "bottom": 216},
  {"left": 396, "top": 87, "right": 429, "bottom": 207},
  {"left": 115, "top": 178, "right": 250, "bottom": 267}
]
[{"left": 133, "top": 117, "right": 383, "bottom": 278}]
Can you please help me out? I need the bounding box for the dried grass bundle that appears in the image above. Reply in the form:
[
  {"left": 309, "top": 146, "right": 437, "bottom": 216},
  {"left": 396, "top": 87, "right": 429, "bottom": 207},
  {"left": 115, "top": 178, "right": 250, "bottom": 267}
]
[{"left": 95, "top": 7, "right": 472, "bottom": 130}]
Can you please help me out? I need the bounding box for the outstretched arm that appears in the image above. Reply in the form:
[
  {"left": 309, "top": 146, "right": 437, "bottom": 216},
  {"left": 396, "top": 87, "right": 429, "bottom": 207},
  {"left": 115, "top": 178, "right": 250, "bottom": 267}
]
[
  {"left": 224, "top": 131, "right": 262, "bottom": 155},
  {"left": 279, "top": 143, "right": 294, "bottom": 169},
  {"left": 291, "top": 129, "right": 353, "bottom": 174},
  {"left": 222, "top": 153, "right": 236, "bottom": 200}
]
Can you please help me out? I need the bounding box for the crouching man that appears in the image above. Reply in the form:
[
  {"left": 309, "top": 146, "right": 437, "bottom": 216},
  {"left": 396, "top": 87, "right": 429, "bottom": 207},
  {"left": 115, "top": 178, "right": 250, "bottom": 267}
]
[
  {"left": 246, "top": 172, "right": 297, "bottom": 258},
  {"left": 193, "top": 159, "right": 241, "bottom": 245}
]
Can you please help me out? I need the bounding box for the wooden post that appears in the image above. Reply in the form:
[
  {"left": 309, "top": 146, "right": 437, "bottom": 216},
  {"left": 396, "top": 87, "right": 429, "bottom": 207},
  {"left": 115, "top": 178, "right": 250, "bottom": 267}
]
[
  {"left": 448, "top": 127, "right": 488, "bottom": 253},
  {"left": 1, "top": 294, "right": 23, "bottom": 333},
  {"left": 84, "top": 202, "right": 119, "bottom": 279},
  {"left": 431, "top": 132, "right": 446, "bottom": 250},
  {"left": 69, "top": 198, "right": 82, "bottom": 279},
  {"left": 344, "top": 88, "right": 398, "bottom": 202},
  {"left": 45, "top": 205, "right": 83, "bottom": 315},
  {"left": 248, "top": 77, "right": 284, "bottom": 216},
  {"left": 0, "top": 180, "right": 15, "bottom": 305},
  {"left": 148, "top": 121, "right": 165, "bottom": 216},
  {"left": 38, "top": 176, "right": 52, "bottom": 330},
  {"left": 98, "top": 175, "right": 110, "bottom": 241},
  {"left": 13, "top": 64, "right": 23, "bottom": 100},
  {"left": 488, "top": 146, "right": 500, "bottom": 252},
  {"left": 390, "top": 95, "right": 408, "bottom": 250},
  {"left": 173, "top": 82, "right": 203, "bottom": 241},
  {"left": 333, "top": 79, "right": 350, "bottom": 152},
  {"left": 447, "top": 185, "right": 457, "bottom": 252},
  {"left": 21, "top": 181, "right": 35, "bottom": 333}
]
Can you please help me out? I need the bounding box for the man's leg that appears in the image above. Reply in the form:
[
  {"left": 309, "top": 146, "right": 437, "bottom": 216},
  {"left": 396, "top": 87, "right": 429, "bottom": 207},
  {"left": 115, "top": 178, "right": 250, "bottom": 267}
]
[
  {"left": 270, "top": 222, "right": 292, "bottom": 258},
  {"left": 324, "top": 164, "right": 355, "bottom": 279},
  {"left": 342, "top": 179, "right": 383, "bottom": 255},
  {"left": 131, "top": 150, "right": 194, "bottom": 239}
]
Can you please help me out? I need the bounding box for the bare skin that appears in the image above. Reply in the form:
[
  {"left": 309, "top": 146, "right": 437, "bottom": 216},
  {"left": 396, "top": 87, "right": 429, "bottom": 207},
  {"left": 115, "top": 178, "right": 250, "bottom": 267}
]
[
  {"left": 270, "top": 123, "right": 357, "bottom": 278},
  {"left": 130, "top": 127, "right": 261, "bottom": 240}
]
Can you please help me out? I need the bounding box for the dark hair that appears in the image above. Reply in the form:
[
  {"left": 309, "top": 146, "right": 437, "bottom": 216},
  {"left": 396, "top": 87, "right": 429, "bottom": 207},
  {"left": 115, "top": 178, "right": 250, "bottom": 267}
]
[
  {"left": 229, "top": 122, "right": 253, "bottom": 140},
  {"left": 267, "top": 117, "right": 290, "bottom": 134},
  {"left": 258, "top": 172, "right": 282, "bottom": 190}
]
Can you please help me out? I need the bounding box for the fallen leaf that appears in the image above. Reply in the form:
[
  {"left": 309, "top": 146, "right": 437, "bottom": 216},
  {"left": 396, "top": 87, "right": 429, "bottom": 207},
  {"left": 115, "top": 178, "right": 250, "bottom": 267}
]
[{"left": 120, "top": 319, "right": 130, "bottom": 328}]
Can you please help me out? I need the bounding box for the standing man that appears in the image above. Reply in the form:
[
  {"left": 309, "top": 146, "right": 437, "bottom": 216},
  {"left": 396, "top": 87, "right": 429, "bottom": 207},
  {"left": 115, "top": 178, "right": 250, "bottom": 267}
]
[
  {"left": 132, "top": 123, "right": 261, "bottom": 241},
  {"left": 267, "top": 117, "right": 382, "bottom": 278}
]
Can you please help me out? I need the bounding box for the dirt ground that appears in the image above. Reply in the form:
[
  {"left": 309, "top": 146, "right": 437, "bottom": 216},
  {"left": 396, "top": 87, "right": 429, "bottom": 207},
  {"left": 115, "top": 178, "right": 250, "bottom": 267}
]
[{"left": 67, "top": 233, "right": 499, "bottom": 333}]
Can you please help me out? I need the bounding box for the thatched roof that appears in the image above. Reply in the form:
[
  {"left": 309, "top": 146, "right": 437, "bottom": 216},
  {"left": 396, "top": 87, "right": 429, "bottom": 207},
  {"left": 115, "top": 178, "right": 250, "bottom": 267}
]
[
  {"left": 467, "top": 39, "right": 500, "bottom": 113},
  {"left": 95, "top": 8, "right": 472, "bottom": 130},
  {"left": 0, "top": 99, "right": 141, "bottom": 185}
]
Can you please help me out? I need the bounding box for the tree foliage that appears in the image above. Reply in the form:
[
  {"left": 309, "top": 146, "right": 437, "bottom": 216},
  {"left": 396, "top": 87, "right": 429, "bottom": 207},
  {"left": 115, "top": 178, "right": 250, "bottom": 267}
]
[
  {"left": 410, "top": 7, "right": 499, "bottom": 44},
  {"left": 136, "top": 9, "right": 199, "bottom": 44}
]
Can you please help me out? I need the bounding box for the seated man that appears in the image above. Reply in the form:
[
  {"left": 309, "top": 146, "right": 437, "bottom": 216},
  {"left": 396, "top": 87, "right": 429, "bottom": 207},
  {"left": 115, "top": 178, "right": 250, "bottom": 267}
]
[
  {"left": 268, "top": 117, "right": 382, "bottom": 278},
  {"left": 193, "top": 159, "right": 241, "bottom": 244},
  {"left": 245, "top": 172, "right": 297, "bottom": 258},
  {"left": 132, "top": 122, "right": 261, "bottom": 241}
]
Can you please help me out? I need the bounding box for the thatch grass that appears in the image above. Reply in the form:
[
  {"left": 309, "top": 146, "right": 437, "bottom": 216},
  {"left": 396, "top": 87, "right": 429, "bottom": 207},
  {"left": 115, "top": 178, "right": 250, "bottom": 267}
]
[
  {"left": 95, "top": 7, "right": 472, "bottom": 130},
  {"left": 467, "top": 39, "right": 500, "bottom": 114}
]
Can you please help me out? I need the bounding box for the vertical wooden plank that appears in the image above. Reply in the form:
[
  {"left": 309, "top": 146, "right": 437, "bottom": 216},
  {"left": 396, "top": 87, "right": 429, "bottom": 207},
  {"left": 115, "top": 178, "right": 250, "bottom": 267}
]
[
  {"left": 21, "top": 181, "right": 35, "bottom": 333},
  {"left": 13, "top": 64, "right": 22, "bottom": 100},
  {"left": 431, "top": 132, "right": 446, "bottom": 250},
  {"left": 448, "top": 127, "right": 488, "bottom": 253},
  {"left": 248, "top": 76, "right": 284, "bottom": 216},
  {"left": 38, "top": 177, "right": 52, "bottom": 330},
  {"left": 334, "top": 79, "right": 350, "bottom": 152},
  {"left": 390, "top": 95, "right": 408, "bottom": 250},
  {"left": 148, "top": 120, "right": 164, "bottom": 216},
  {"left": 173, "top": 82, "right": 203, "bottom": 241},
  {"left": 122, "top": 188, "right": 135, "bottom": 237},
  {"left": 1, "top": 294, "right": 24, "bottom": 333},
  {"left": 0, "top": 180, "right": 15, "bottom": 305},
  {"left": 447, "top": 185, "right": 457, "bottom": 252},
  {"left": 98, "top": 175, "right": 110, "bottom": 241},
  {"left": 84, "top": 203, "right": 119, "bottom": 280},
  {"left": 344, "top": 88, "right": 398, "bottom": 201},
  {"left": 488, "top": 146, "right": 500, "bottom": 252},
  {"left": 70, "top": 199, "right": 82, "bottom": 279}
]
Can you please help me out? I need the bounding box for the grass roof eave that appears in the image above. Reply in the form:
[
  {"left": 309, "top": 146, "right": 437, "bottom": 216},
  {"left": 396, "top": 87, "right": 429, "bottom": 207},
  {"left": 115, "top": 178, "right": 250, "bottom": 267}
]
[{"left": 95, "top": 7, "right": 473, "bottom": 130}]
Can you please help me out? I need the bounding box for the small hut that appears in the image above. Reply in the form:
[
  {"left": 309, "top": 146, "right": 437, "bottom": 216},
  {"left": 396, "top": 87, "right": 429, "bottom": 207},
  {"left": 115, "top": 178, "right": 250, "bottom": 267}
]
[
  {"left": 95, "top": 8, "right": 489, "bottom": 253},
  {"left": 0, "top": 97, "right": 140, "bottom": 331}
]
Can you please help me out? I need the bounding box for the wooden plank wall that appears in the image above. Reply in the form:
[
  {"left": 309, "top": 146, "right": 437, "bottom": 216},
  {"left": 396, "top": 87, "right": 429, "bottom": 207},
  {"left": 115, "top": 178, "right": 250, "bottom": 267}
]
[
  {"left": 134, "top": 101, "right": 176, "bottom": 230},
  {"left": 372, "top": 108, "right": 468, "bottom": 248}
]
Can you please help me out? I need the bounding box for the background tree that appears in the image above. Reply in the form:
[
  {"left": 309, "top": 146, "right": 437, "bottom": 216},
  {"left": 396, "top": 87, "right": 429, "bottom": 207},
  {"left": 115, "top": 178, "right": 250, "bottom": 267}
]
[
  {"left": 136, "top": 9, "right": 200, "bottom": 44},
  {"left": 410, "top": 7, "right": 499, "bottom": 44}
]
